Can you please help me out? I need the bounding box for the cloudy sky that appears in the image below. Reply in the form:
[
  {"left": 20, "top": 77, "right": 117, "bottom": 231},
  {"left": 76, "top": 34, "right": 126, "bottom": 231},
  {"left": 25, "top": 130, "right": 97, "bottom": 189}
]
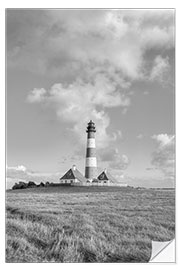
[{"left": 6, "top": 9, "right": 175, "bottom": 188}]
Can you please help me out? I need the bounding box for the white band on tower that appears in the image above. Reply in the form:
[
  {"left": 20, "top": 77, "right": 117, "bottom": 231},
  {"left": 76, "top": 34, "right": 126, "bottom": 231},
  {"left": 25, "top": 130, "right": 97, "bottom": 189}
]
[
  {"left": 85, "top": 157, "right": 97, "bottom": 167},
  {"left": 87, "top": 138, "right": 96, "bottom": 148}
]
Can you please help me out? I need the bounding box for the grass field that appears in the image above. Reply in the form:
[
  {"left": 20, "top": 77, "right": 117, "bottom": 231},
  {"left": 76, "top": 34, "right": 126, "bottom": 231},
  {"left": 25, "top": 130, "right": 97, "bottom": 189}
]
[{"left": 6, "top": 186, "right": 175, "bottom": 263}]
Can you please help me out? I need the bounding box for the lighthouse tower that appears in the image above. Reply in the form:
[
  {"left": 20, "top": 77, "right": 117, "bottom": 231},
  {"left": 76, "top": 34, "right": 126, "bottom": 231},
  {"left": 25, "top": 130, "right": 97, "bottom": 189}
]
[{"left": 85, "top": 120, "right": 97, "bottom": 180}]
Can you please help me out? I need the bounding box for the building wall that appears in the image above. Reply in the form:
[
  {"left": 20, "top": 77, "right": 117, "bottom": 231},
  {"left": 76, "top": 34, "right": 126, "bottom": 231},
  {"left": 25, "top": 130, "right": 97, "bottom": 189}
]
[
  {"left": 60, "top": 179, "right": 77, "bottom": 184},
  {"left": 72, "top": 182, "right": 128, "bottom": 187}
]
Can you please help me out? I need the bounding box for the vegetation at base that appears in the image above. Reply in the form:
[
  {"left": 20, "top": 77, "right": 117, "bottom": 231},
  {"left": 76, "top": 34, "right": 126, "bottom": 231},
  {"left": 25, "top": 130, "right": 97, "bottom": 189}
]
[
  {"left": 6, "top": 187, "right": 175, "bottom": 263},
  {"left": 12, "top": 181, "right": 50, "bottom": 190}
]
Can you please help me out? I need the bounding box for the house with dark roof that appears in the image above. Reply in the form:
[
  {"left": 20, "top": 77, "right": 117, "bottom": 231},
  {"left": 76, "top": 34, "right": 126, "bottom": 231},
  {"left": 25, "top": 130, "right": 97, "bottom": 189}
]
[
  {"left": 60, "top": 165, "right": 87, "bottom": 185},
  {"left": 97, "top": 169, "right": 127, "bottom": 186},
  {"left": 97, "top": 169, "right": 116, "bottom": 184}
]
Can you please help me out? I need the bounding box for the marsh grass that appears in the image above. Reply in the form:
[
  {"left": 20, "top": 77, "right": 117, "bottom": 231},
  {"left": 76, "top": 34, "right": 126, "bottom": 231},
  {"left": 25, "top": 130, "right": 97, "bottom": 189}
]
[{"left": 6, "top": 187, "right": 175, "bottom": 262}]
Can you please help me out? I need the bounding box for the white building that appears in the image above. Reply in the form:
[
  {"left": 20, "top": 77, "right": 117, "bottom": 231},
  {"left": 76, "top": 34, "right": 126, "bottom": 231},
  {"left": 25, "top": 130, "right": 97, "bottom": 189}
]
[
  {"left": 60, "top": 165, "right": 87, "bottom": 185},
  {"left": 97, "top": 169, "right": 127, "bottom": 186}
]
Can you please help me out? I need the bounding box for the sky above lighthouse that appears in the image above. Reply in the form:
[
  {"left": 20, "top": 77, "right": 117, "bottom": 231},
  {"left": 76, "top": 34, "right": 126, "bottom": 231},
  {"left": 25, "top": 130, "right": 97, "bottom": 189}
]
[{"left": 6, "top": 9, "right": 175, "bottom": 188}]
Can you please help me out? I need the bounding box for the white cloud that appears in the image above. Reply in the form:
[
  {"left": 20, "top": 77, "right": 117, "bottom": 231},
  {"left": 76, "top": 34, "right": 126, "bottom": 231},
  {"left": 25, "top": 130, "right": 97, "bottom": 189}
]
[
  {"left": 110, "top": 153, "right": 129, "bottom": 170},
  {"left": 7, "top": 165, "right": 27, "bottom": 172},
  {"left": 98, "top": 147, "right": 130, "bottom": 170},
  {"left": 23, "top": 10, "right": 174, "bottom": 131},
  {"left": 150, "top": 55, "right": 170, "bottom": 82},
  {"left": 9, "top": 10, "right": 174, "bottom": 153},
  {"left": 27, "top": 74, "right": 130, "bottom": 148},
  {"left": 27, "top": 88, "right": 46, "bottom": 103},
  {"left": 151, "top": 134, "right": 175, "bottom": 181},
  {"left": 137, "top": 134, "right": 144, "bottom": 139},
  {"left": 7, "top": 10, "right": 174, "bottom": 82},
  {"left": 141, "top": 26, "right": 174, "bottom": 50},
  {"left": 152, "top": 133, "right": 175, "bottom": 147}
]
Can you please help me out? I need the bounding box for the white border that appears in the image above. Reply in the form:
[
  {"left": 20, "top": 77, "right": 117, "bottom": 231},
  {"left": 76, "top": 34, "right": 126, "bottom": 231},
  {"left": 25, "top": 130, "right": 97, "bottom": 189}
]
[{"left": 1, "top": 1, "right": 179, "bottom": 269}]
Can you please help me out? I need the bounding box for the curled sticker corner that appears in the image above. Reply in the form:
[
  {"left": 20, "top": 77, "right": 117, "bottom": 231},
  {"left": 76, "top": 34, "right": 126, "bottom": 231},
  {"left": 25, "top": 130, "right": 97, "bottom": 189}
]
[{"left": 149, "top": 239, "right": 175, "bottom": 263}]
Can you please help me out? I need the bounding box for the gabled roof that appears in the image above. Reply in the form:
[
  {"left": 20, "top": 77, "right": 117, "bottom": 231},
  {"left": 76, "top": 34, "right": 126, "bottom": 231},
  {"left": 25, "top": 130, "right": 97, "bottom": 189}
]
[
  {"left": 97, "top": 170, "right": 117, "bottom": 183},
  {"left": 73, "top": 168, "right": 87, "bottom": 183},
  {"left": 60, "top": 166, "right": 86, "bottom": 183},
  {"left": 60, "top": 168, "right": 75, "bottom": 180}
]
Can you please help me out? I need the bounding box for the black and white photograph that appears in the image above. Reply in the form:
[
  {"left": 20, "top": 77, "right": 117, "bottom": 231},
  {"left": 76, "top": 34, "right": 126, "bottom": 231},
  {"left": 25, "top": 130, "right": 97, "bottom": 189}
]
[{"left": 5, "top": 8, "right": 175, "bottom": 263}]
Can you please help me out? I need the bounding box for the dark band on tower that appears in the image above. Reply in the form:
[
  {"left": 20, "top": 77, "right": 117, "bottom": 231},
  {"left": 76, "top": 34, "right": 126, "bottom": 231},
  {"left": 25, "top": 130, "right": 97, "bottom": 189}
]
[{"left": 85, "top": 120, "right": 97, "bottom": 180}]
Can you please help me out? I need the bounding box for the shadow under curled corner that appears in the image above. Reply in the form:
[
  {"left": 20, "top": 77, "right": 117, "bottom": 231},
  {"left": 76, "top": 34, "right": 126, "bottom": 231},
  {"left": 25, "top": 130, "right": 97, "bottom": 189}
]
[{"left": 149, "top": 239, "right": 175, "bottom": 263}]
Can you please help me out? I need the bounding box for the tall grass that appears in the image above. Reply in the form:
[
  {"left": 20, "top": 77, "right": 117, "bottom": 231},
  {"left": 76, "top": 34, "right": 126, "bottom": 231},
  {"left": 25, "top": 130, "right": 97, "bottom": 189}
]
[{"left": 6, "top": 187, "right": 175, "bottom": 262}]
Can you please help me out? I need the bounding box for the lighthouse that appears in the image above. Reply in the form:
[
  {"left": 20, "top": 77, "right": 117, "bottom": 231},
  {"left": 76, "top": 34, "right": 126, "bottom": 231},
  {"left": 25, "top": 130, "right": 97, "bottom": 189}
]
[{"left": 85, "top": 120, "right": 97, "bottom": 180}]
